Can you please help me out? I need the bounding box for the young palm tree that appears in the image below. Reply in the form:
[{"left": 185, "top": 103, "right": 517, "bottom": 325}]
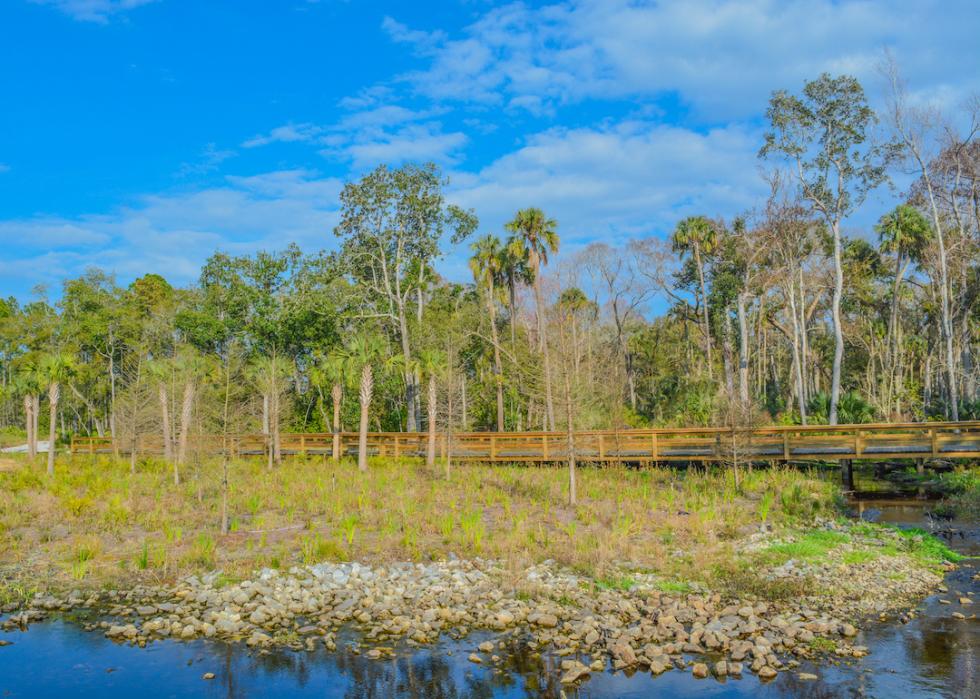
[
  {"left": 39, "top": 352, "right": 76, "bottom": 476},
  {"left": 671, "top": 216, "right": 718, "bottom": 378},
  {"left": 416, "top": 349, "right": 445, "bottom": 468},
  {"left": 469, "top": 234, "right": 506, "bottom": 431},
  {"left": 342, "top": 335, "right": 383, "bottom": 473},
  {"left": 249, "top": 353, "right": 290, "bottom": 471},
  {"left": 312, "top": 349, "right": 347, "bottom": 460},
  {"left": 505, "top": 208, "right": 559, "bottom": 430},
  {"left": 12, "top": 368, "right": 41, "bottom": 460}
]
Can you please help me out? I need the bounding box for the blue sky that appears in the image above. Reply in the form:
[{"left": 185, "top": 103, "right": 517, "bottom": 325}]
[{"left": 1, "top": 0, "right": 978, "bottom": 299}]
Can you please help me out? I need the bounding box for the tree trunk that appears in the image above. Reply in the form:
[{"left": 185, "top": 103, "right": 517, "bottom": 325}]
[
  {"left": 47, "top": 382, "right": 59, "bottom": 476},
  {"left": 534, "top": 275, "right": 556, "bottom": 430},
  {"left": 398, "top": 309, "right": 418, "bottom": 432},
  {"left": 358, "top": 364, "right": 372, "bottom": 473},
  {"left": 426, "top": 373, "right": 437, "bottom": 467},
  {"left": 694, "top": 244, "right": 713, "bottom": 378},
  {"left": 486, "top": 284, "right": 506, "bottom": 432},
  {"left": 159, "top": 384, "right": 173, "bottom": 464},
  {"left": 177, "top": 381, "right": 195, "bottom": 467},
  {"left": 32, "top": 394, "right": 39, "bottom": 458},
  {"left": 563, "top": 369, "right": 576, "bottom": 507},
  {"left": 23, "top": 395, "right": 34, "bottom": 460},
  {"left": 829, "top": 222, "right": 845, "bottom": 425},
  {"left": 787, "top": 286, "right": 808, "bottom": 424},
  {"left": 736, "top": 292, "right": 751, "bottom": 404},
  {"left": 331, "top": 383, "right": 342, "bottom": 461}
]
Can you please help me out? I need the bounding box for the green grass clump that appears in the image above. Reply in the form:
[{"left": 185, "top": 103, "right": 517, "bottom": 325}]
[
  {"left": 594, "top": 575, "right": 636, "bottom": 592},
  {"left": 842, "top": 549, "right": 878, "bottom": 565},
  {"left": 891, "top": 527, "right": 963, "bottom": 568}
]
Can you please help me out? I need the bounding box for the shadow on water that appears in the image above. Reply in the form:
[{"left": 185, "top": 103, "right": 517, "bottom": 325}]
[{"left": 1, "top": 470, "right": 975, "bottom": 698}]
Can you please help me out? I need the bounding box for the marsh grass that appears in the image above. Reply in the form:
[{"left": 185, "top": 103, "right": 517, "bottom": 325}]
[{"left": 0, "top": 453, "right": 925, "bottom": 597}]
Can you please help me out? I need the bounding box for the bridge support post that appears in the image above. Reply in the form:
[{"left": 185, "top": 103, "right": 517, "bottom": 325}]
[
  {"left": 840, "top": 458, "right": 854, "bottom": 490},
  {"left": 915, "top": 457, "right": 925, "bottom": 477}
]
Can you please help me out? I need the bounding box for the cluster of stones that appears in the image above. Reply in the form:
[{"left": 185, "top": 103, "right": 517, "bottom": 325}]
[{"left": 0, "top": 557, "right": 916, "bottom": 686}]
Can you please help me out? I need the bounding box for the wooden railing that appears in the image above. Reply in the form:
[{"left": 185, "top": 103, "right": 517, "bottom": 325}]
[{"left": 70, "top": 421, "right": 980, "bottom": 462}]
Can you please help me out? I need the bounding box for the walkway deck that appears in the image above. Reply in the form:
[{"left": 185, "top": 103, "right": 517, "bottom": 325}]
[{"left": 71, "top": 421, "right": 980, "bottom": 463}]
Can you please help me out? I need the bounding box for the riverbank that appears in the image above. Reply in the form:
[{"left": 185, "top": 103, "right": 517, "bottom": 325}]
[{"left": 0, "top": 456, "right": 967, "bottom": 686}]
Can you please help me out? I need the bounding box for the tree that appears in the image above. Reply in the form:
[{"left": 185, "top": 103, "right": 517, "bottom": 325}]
[
  {"left": 12, "top": 367, "right": 41, "bottom": 460},
  {"left": 342, "top": 334, "right": 384, "bottom": 473},
  {"left": 761, "top": 73, "right": 892, "bottom": 424},
  {"left": 469, "top": 234, "right": 506, "bottom": 431},
  {"left": 417, "top": 349, "right": 445, "bottom": 468},
  {"left": 334, "top": 163, "right": 476, "bottom": 433},
  {"left": 249, "top": 352, "right": 290, "bottom": 471},
  {"left": 39, "top": 352, "right": 76, "bottom": 475},
  {"left": 671, "top": 216, "right": 718, "bottom": 378},
  {"left": 876, "top": 204, "right": 932, "bottom": 414},
  {"left": 506, "top": 208, "right": 559, "bottom": 430}
]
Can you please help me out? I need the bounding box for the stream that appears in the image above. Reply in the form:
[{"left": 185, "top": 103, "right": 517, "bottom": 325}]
[{"left": 0, "top": 473, "right": 975, "bottom": 698}]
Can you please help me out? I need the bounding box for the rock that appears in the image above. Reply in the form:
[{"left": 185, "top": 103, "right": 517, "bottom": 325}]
[
  {"left": 589, "top": 659, "right": 605, "bottom": 672},
  {"left": 798, "top": 672, "right": 818, "bottom": 680},
  {"left": 650, "top": 659, "right": 669, "bottom": 675},
  {"left": 249, "top": 610, "right": 269, "bottom": 625},
  {"left": 713, "top": 661, "right": 727, "bottom": 677},
  {"left": 959, "top": 598, "right": 973, "bottom": 605},
  {"left": 952, "top": 612, "right": 966, "bottom": 620},
  {"left": 692, "top": 663, "right": 709, "bottom": 679},
  {"left": 0, "top": 640, "right": 12, "bottom": 647},
  {"left": 841, "top": 623, "right": 857, "bottom": 637},
  {"left": 366, "top": 649, "right": 381, "bottom": 659},
  {"left": 727, "top": 662, "right": 743, "bottom": 676},
  {"left": 560, "top": 661, "right": 590, "bottom": 684},
  {"left": 584, "top": 630, "right": 600, "bottom": 645},
  {"left": 202, "top": 673, "right": 215, "bottom": 680},
  {"left": 758, "top": 666, "right": 778, "bottom": 680},
  {"left": 478, "top": 641, "right": 494, "bottom": 653},
  {"left": 611, "top": 642, "right": 637, "bottom": 668},
  {"left": 534, "top": 613, "right": 559, "bottom": 628},
  {"left": 468, "top": 653, "right": 482, "bottom": 664},
  {"left": 136, "top": 606, "right": 157, "bottom": 616}
]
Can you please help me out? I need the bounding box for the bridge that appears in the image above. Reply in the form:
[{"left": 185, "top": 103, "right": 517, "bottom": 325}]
[{"left": 71, "top": 421, "right": 980, "bottom": 463}]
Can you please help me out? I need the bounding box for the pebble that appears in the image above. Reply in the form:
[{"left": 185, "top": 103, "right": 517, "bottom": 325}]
[{"left": 202, "top": 673, "right": 215, "bottom": 680}]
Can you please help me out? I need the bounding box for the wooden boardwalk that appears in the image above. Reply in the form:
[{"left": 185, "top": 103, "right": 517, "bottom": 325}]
[{"left": 71, "top": 421, "right": 980, "bottom": 463}]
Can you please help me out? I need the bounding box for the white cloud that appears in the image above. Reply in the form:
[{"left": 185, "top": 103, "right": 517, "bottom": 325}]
[
  {"left": 0, "top": 170, "right": 342, "bottom": 291},
  {"left": 449, "top": 119, "right": 765, "bottom": 248},
  {"left": 387, "top": 0, "right": 980, "bottom": 120},
  {"left": 31, "top": 0, "right": 159, "bottom": 24},
  {"left": 242, "top": 123, "right": 325, "bottom": 148}
]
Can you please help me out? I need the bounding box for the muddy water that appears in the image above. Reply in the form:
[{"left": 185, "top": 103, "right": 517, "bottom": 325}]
[{"left": 0, "top": 478, "right": 975, "bottom": 698}]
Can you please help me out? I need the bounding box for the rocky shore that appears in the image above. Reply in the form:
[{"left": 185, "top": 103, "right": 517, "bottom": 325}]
[{"left": 1, "top": 528, "right": 952, "bottom": 687}]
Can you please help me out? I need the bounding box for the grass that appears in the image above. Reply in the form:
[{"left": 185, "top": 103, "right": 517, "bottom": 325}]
[{"left": 0, "top": 454, "right": 947, "bottom": 600}]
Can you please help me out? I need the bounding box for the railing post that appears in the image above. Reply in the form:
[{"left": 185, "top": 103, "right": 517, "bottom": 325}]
[
  {"left": 854, "top": 429, "right": 863, "bottom": 457},
  {"left": 782, "top": 431, "right": 790, "bottom": 461},
  {"left": 651, "top": 431, "right": 658, "bottom": 462},
  {"left": 300, "top": 434, "right": 307, "bottom": 457},
  {"left": 542, "top": 434, "right": 549, "bottom": 461},
  {"left": 930, "top": 427, "right": 938, "bottom": 457},
  {"left": 598, "top": 433, "right": 605, "bottom": 461},
  {"left": 490, "top": 435, "right": 497, "bottom": 461}
]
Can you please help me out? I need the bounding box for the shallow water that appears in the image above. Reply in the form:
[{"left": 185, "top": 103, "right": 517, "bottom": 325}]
[{"left": 1, "top": 476, "right": 976, "bottom": 698}]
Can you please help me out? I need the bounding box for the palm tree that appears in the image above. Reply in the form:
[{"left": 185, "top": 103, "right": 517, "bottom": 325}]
[
  {"left": 249, "top": 353, "right": 290, "bottom": 471},
  {"left": 506, "top": 208, "right": 559, "bottom": 430},
  {"left": 342, "top": 335, "right": 383, "bottom": 473},
  {"left": 416, "top": 349, "right": 445, "bottom": 467},
  {"left": 672, "top": 216, "right": 718, "bottom": 378},
  {"left": 12, "top": 367, "right": 41, "bottom": 460},
  {"left": 469, "top": 234, "right": 506, "bottom": 431},
  {"left": 147, "top": 358, "right": 175, "bottom": 466},
  {"left": 876, "top": 204, "right": 932, "bottom": 415},
  {"left": 39, "top": 352, "right": 76, "bottom": 476},
  {"left": 312, "top": 349, "right": 347, "bottom": 461}
]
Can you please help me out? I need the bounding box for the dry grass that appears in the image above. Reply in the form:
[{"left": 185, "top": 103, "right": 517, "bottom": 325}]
[{"left": 0, "top": 454, "right": 840, "bottom": 596}]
